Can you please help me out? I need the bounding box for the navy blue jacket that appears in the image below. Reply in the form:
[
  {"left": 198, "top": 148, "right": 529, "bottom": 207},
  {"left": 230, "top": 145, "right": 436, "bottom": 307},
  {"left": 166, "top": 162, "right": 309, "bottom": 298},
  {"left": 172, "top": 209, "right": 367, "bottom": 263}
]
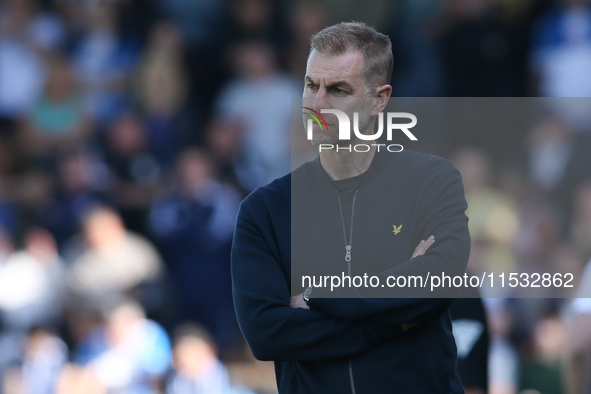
[{"left": 231, "top": 150, "right": 470, "bottom": 393}]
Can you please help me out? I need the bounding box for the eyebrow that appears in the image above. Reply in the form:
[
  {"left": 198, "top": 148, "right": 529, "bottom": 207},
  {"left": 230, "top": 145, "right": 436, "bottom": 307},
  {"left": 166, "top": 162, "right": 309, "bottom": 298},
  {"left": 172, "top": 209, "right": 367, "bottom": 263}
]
[{"left": 304, "top": 76, "right": 354, "bottom": 92}]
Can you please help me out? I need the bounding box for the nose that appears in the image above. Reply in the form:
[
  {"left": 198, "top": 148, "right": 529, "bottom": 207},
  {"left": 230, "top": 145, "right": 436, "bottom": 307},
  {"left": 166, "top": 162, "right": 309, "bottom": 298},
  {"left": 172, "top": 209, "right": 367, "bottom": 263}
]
[{"left": 312, "top": 86, "right": 331, "bottom": 112}]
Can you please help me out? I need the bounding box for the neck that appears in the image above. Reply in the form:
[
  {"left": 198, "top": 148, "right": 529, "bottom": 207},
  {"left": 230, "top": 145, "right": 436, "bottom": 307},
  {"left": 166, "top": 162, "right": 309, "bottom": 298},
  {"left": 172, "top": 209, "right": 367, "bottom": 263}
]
[{"left": 319, "top": 142, "right": 376, "bottom": 180}]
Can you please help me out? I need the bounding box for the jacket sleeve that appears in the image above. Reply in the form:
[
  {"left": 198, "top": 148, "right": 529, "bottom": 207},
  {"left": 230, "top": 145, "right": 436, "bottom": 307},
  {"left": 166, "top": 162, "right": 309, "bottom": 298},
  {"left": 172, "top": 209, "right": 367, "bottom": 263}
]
[
  {"left": 231, "top": 196, "right": 402, "bottom": 362},
  {"left": 308, "top": 159, "right": 470, "bottom": 326}
]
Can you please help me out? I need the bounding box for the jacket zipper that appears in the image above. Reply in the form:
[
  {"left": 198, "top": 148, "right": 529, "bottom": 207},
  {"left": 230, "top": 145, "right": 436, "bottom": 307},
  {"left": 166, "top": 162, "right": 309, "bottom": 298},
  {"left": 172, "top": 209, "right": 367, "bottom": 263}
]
[
  {"left": 336, "top": 190, "right": 358, "bottom": 273},
  {"left": 349, "top": 359, "right": 356, "bottom": 394},
  {"left": 335, "top": 190, "right": 359, "bottom": 394}
]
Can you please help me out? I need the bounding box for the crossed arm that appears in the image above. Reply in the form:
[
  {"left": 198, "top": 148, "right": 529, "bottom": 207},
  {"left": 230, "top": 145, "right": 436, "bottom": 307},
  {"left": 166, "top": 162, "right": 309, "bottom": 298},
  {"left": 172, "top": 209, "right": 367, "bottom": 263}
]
[
  {"left": 232, "top": 161, "right": 469, "bottom": 362},
  {"left": 291, "top": 164, "right": 470, "bottom": 327},
  {"left": 231, "top": 203, "right": 404, "bottom": 362},
  {"left": 290, "top": 235, "right": 435, "bottom": 311}
]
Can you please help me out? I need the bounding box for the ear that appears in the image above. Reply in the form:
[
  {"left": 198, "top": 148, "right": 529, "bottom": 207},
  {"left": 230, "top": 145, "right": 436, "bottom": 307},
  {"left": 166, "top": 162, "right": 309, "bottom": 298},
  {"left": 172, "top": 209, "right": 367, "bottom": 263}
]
[{"left": 370, "top": 84, "right": 392, "bottom": 116}]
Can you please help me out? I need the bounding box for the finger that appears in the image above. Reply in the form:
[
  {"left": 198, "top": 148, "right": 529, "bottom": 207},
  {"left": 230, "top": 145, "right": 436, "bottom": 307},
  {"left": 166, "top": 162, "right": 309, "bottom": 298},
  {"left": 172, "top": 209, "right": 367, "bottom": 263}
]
[
  {"left": 417, "top": 239, "right": 429, "bottom": 254},
  {"left": 414, "top": 239, "right": 425, "bottom": 251},
  {"left": 411, "top": 240, "right": 425, "bottom": 258},
  {"left": 290, "top": 294, "right": 301, "bottom": 308},
  {"left": 418, "top": 246, "right": 428, "bottom": 256},
  {"left": 424, "top": 235, "right": 435, "bottom": 251},
  {"left": 413, "top": 237, "right": 435, "bottom": 258}
]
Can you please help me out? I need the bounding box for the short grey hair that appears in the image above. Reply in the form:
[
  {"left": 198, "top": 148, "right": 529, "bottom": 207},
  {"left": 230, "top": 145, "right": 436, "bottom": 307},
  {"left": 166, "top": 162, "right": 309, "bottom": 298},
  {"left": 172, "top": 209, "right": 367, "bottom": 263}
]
[{"left": 310, "top": 21, "right": 393, "bottom": 89}]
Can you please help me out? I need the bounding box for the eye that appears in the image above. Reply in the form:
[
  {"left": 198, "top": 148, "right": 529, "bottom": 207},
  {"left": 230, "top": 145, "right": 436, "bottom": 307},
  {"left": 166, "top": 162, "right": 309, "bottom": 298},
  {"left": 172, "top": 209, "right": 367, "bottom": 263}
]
[
  {"left": 331, "top": 87, "right": 348, "bottom": 96},
  {"left": 307, "top": 83, "right": 318, "bottom": 91}
]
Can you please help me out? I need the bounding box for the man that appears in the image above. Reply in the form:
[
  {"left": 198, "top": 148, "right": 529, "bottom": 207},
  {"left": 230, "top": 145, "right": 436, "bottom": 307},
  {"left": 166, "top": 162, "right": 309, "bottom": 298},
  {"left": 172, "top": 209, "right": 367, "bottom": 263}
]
[
  {"left": 232, "top": 22, "right": 470, "bottom": 393},
  {"left": 149, "top": 148, "right": 242, "bottom": 356}
]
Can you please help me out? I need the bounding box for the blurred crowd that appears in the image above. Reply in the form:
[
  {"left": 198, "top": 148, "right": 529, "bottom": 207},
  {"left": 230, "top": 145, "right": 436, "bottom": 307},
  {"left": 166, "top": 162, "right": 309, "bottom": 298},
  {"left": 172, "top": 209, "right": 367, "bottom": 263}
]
[{"left": 0, "top": 0, "right": 591, "bottom": 393}]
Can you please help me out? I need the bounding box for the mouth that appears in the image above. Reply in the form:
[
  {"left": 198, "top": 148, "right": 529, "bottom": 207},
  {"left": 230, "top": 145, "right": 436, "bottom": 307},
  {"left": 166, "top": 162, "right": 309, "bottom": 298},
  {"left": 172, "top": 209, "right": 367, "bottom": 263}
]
[{"left": 305, "top": 122, "right": 335, "bottom": 132}]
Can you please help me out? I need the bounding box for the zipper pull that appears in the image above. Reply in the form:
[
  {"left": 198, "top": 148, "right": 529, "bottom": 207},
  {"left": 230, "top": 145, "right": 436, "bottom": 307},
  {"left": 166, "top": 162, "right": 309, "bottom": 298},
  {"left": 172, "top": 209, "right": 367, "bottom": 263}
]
[{"left": 345, "top": 245, "right": 352, "bottom": 262}]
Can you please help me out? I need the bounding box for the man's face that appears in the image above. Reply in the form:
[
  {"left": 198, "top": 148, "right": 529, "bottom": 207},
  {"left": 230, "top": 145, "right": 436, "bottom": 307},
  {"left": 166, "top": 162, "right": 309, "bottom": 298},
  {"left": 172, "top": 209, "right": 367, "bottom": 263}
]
[{"left": 303, "top": 49, "right": 374, "bottom": 146}]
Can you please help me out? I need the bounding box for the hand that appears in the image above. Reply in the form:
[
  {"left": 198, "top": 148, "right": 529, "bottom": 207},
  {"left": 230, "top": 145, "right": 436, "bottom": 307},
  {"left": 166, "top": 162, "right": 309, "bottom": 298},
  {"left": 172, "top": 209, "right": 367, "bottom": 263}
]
[
  {"left": 411, "top": 235, "right": 435, "bottom": 259},
  {"left": 290, "top": 293, "right": 310, "bottom": 310}
]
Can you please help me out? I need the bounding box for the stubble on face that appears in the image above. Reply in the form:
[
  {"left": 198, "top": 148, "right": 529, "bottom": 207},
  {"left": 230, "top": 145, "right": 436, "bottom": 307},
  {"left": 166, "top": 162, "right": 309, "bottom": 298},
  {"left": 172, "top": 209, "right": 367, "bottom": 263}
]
[
  {"left": 302, "top": 50, "right": 375, "bottom": 147},
  {"left": 304, "top": 95, "right": 374, "bottom": 147},
  {"left": 307, "top": 119, "right": 339, "bottom": 146}
]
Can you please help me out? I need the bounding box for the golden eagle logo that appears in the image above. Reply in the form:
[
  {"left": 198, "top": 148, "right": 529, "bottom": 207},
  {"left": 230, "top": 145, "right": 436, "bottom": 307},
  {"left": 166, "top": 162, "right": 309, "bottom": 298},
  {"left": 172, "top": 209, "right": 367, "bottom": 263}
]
[{"left": 393, "top": 224, "right": 402, "bottom": 235}]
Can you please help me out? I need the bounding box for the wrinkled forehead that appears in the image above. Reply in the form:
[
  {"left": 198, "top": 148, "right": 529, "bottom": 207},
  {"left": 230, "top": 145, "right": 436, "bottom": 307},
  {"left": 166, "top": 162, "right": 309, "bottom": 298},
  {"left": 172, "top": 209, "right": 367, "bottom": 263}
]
[{"left": 305, "top": 49, "right": 365, "bottom": 85}]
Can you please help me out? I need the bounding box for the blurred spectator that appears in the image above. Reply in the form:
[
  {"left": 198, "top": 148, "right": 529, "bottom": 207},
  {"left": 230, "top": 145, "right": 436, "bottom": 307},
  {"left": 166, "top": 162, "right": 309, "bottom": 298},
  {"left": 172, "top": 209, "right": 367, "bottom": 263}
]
[
  {"left": 570, "top": 181, "right": 591, "bottom": 258},
  {"left": 66, "top": 205, "right": 163, "bottom": 311},
  {"left": 166, "top": 323, "right": 254, "bottom": 394},
  {"left": 0, "top": 0, "right": 65, "bottom": 51},
  {"left": 568, "top": 257, "right": 591, "bottom": 393},
  {"left": 527, "top": 114, "right": 574, "bottom": 193},
  {"left": 284, "top": 1, "right": 328, "bottom": 81},
  {"left": 309, "top": 0, "right": 391, "bottom": 33},
  {"left": 104, "top": 111, "right": 159, "bottom": 181},
  {"left": 525, "top": 104, "right": 591, "bottom": 217},
  {"left": 516, "top": 197, "right": 564, "bottom": 279},
  {"left": 0, "top": 229, "right": 16, "bottom": 376},
  {"left": 225, "top": 344, "right": 277, "bottom": 394},
  {"left": 452, "top": 147, "right": 519, "bottom": 278},
  {"left": 215, "top": 41, "right": 300, "bottom": 191},
  {"left": 0, "top": 227, "right": 13, "bottom": 263},
  {"left": 0, "top": 0, "right": 50, "bottom": 119},
  {"left": 0, "top": 135, "right": 19, "bottom": 177},
  {"left": 531, "top": 0, "right": 591, "bottom": 97},
  {"left": 450, "top": 293, "right": 490, "bottom": 394},
  {"left": 149, "top": 148, "right": 241, "bottom": 356},
  {"left": 61, "top": 299, "right": 171, "bottom": 394},
  {"left": 159, "top": 0, "right": 230, "bottom": 117},
  {"left": 72, "top": 0, "right": 139, "bottom": 124},
  {"left": 544, "top": 97, "right": 591, "bottom": 133},
  {"left": 0, "top": 228, "right": 64, "bottom": 390},
  {"left": 90, "top": 300, "right": 170, "bottom": 394},
  {"left": 435, "top": 0, "right": 526, "bottom": 96},
  {"left": 0, "top": 180, "right": 20, "bottom": 237},
  {"left": 103, "top": 111, "right": 162, "bottom": 232},
  {"left": 519, "top": 314, "right": 567, "bottom": 394},
  {"left": 230, "top": 0, "right": 272, "bottom": 38},
  {"left": 36, "top": 152, "right": 106, "bottom": 248},
  {"left": 0, "top": 228, "right": 64, "bottom": 331},
  {"left": 389, "top": 0, "right": 445, "bottom": 96},
  {"left": 18, "top": 53, "right": 92, "bottom": 165},
  {"left": 227, "top": 0, "right": 288, "bottom": 50},
  {"left": 160, "top": 0, "right": 227, "bottom": 51},
  {"left": 204, "top": 118, "right": 245, "bottom": 194},
  {"left": 486, "top": 298, "right": 519, "bottom": 394},
  {"left": 134, "top": 21, "right": 193, "bottom": 168},
  {"left": 3, "top": 327, "right": 68, "bottom": 394}
]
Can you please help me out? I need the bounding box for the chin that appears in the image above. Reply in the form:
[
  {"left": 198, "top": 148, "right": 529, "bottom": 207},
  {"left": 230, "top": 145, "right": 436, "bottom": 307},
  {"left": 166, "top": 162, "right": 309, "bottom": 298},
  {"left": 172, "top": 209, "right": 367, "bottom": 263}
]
[{"left": 310, "top": 134, "right": 339, "bottom": 146}]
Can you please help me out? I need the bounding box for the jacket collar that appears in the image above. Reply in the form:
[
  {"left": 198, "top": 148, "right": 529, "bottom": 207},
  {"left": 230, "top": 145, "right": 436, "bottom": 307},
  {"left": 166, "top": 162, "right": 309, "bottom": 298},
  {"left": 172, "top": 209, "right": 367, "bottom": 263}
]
[{"left": 304, "top": 149, "right": 393, "bottom": 191}]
